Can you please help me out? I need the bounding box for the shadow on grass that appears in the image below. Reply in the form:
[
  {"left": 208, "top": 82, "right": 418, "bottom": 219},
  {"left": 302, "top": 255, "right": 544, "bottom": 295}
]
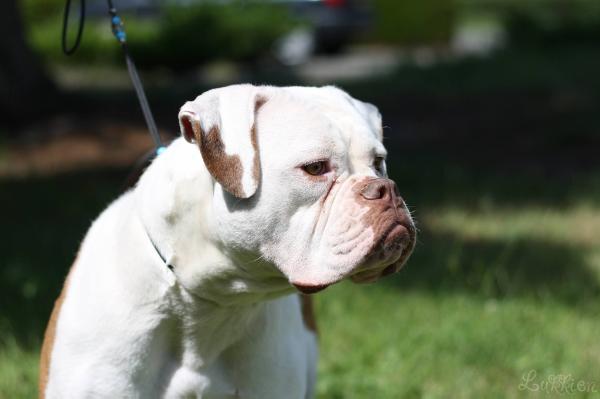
[
  {"left": 380, "top": 156, "right": 600, "bottom": 306},
  {"left": 382, "top": 226, "right": 600, "bottom": 306},
  {"left": 387, "top": 154, "right": 600, "bottom": 209},
  {"left": 0, "top": 169, "right": 126, "bottom": 348}
]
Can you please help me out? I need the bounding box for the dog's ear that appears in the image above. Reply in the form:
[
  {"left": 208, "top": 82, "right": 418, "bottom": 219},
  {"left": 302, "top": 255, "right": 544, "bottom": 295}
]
[{"left": 178, "top": 85, "right": 267, "bottom": 198}]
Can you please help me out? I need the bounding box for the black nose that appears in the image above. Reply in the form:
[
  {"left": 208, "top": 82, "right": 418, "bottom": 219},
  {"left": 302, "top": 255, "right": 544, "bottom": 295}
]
[{"left": 360, "top": 178, "right": 403, "bottom": 204}]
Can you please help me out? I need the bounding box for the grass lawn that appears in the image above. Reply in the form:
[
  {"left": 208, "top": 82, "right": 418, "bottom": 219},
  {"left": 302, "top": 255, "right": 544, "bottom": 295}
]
[
  {"left": 317, "top": 287, "right": 600, "bottom": 398},
  {"left": 2, "top": 45, "right": 600, "bottom": 398}
]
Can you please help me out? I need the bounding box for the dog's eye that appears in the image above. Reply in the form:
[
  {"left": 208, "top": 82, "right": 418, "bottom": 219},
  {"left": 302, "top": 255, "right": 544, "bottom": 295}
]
[
  {"left": 302, "top": 160, "right": 330, "bottom": 176},
  {"left": 374, "top": 157, "right": 385, "bottom": 175}
]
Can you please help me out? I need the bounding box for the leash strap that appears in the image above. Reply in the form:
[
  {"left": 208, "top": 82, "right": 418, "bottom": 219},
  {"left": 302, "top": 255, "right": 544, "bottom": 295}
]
[
  {"left": 144, "top": 226, "right": 174, "bottom": 272},
  {"left": 62, "top": 1, "right": 173, "bottom": 272},
  {"left": 62, "top": 0, "right": 166, "bottom": 156},
  {"left": 61, "top": 0, "right": 85, "bottom": 55},
  {"left": 108, "top": 3, "right": 165, "bottom": 155}
]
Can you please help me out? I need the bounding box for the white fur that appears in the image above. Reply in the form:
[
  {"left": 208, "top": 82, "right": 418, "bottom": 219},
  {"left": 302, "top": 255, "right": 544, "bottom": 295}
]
[{"left": 45, "top": 85, "right": 410, "bottom": 398}]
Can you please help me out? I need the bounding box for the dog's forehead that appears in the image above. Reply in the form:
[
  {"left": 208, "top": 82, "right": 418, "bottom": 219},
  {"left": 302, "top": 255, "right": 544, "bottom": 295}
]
[
  {"left": 258, "top": 86, "right": 385, "bottom": 159},
  {"left": 282, "top": 86, "right": 381, "bottom": 133}
]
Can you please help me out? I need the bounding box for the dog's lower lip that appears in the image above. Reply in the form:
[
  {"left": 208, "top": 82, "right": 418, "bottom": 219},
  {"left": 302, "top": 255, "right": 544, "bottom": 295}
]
[
  {"left": 350, "top": 270, "right": 381, "bottom": 284},
  {"left": 292, "top": 283, "right": 330, "bottom": 294},
  {"left": 383, "top": 223, "right": 409, "bottom": 248},
  {"left": 381, "top": 262, "right": 399, "bottom": 277}
]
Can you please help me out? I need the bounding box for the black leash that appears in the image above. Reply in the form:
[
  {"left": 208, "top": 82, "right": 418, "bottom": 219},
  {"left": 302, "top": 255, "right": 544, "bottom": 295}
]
[
  {"left": 62, "top": 0, "right": 174, "bottom": 271},
  {"left": 61, "top": 0, "right": 85, "bottom": 55},
  {"left": 62, "top": 0, "right": 166, "bottom": 156}
]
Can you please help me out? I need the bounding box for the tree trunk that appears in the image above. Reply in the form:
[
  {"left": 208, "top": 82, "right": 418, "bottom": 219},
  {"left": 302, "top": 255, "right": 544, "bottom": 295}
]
[{"left": 0, "top": 0, "right": 56, "bottom": 127}]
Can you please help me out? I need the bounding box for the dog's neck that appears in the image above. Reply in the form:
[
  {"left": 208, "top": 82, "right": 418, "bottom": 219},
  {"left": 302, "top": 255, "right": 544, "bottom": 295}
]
[{"left": 136, "top": 139, "right": 293, "bottom": 307}]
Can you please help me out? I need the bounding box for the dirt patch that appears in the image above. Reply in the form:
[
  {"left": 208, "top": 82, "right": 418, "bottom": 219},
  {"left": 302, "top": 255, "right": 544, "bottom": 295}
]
[{"left": 0, "top": 117, "right": 175, "bottom": 178}]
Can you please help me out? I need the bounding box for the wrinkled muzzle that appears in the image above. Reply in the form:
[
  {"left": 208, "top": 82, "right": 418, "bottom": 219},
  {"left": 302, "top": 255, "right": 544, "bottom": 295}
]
[{"left": 293, "top": 177, "right": 416, "bottom": 294}]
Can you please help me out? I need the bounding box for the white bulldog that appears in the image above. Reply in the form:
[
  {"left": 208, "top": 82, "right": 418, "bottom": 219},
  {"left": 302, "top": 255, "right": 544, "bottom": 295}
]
[{"left": 39, "top": 84, "right": 416, "bottom": 398}]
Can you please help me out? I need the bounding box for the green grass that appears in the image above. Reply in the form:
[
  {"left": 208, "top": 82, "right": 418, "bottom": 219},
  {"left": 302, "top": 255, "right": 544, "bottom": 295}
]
[
  {"left": 316, "top": 286, "right": 600, "bottom": 398},
  {"left": 0, "top": 340, "right": 39, "bottom": 399}
]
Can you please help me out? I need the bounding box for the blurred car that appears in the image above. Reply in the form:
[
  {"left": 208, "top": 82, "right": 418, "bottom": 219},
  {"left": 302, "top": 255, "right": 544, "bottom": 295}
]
[
  {"left": 89, "top": 0, "right": 372, "bottom": 64},
  {"left": 278, "top": 0, "right": 372, "bottom": 53}
]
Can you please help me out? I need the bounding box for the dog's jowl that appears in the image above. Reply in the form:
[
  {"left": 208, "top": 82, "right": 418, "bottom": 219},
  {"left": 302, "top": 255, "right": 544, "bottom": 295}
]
[{"left": 39, "top": 84, "right": 416, "bottom": 399}]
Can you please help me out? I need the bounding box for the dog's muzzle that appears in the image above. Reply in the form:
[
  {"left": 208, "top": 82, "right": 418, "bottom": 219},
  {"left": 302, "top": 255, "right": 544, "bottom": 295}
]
[
  {"left": 349, "top": 177, "right": 416, "bottom": 284},
  {"left": 294, "top": 177, "right": 416, "bottom": 294}
]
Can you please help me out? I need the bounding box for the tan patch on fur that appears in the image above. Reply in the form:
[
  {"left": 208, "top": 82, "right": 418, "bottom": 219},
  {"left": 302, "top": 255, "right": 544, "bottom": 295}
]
[
  {"left": 300, "top": 294, "right": 318, "bottom": 334},
  {"left": 251, "top": 95, "right": 267, "bottom": 184},
  {"left": 182, "top": 96, "right": 267, "bottom": 198},
  {"left": 198, "top": 124, "right": 247, "bottom": 197},
  {"left": 39, "top": 260, "right": 76, "bottom": 398}
]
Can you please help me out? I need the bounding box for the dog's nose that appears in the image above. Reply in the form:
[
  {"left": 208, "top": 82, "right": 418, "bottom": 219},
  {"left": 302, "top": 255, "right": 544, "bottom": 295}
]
[{"left": 360, "top": 178, "right": 403, "bottom": 206}]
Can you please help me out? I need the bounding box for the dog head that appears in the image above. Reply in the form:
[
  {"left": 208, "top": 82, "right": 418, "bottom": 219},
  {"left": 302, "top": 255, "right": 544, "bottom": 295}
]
[{"left": 179, "top": 84, "right": 416, "bottom": 294}]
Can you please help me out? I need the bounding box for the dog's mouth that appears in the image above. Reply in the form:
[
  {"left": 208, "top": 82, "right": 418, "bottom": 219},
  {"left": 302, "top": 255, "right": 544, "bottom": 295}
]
[
  {"left": 350, "top": 219, "right": 416, "bottom": 284},
  {"left": 293, "top": 283, "right": 331, "bottom": 294},
  {"left": 292, "top": 220, "right": 416, "bottom": 294}
]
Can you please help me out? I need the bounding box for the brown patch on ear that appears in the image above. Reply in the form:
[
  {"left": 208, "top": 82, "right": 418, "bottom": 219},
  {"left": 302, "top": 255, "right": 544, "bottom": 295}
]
[
  {"left": 39, "top": 258, "right": 77, "bottom": 398},
  {"left": 189, "top": 95, "right": 267, "bottom": 198},
  {"left": 300, "top": 294, "right": 318, "bottom": 334},
  {"left": 250, "top": 95, "right": 267, "bottom": 185},
  {"left": 197, "top": 124, "right": 246, "bottom": 197}
]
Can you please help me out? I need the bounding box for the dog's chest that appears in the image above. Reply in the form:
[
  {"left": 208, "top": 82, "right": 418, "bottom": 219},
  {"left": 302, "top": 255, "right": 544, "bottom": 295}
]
[
  {"left": 163, "top": 351, "right": 307, "bottom": 398},
  {"left": 156, "top": 295, "right": 315, "bottom": 399}
]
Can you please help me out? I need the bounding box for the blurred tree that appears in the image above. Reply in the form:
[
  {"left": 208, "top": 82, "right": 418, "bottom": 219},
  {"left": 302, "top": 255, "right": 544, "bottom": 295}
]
[
  {"left": 0, "top": 0, "right": 55, "bottom": 128},
  {"left": 373, "top": 0, "right": 456, "bottom": 45}
]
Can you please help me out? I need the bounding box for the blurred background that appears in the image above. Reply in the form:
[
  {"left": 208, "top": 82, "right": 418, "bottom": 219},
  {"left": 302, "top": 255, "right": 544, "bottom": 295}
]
[{"left": 1, "top": 0, "right": 600, "bottom": 397}]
